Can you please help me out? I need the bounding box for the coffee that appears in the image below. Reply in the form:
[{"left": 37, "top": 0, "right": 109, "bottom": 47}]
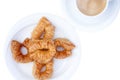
[{"left": 77, "top": 0, "right": 107, "bottom": 16}]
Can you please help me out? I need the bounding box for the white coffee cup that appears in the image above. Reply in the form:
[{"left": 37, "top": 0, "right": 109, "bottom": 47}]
[
  {"left": 62, "top": 0, "right": 120, "bottom": 30},
  {"left": 76, "top": 0, "right": 110, "bottom": 16}
]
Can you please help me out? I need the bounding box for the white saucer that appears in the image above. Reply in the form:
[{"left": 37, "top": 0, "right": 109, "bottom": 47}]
[
  {"left": 4, "top": 13, "right": 81, "bottom": 80},
  {"left": 61, "top": 0, "right": 120, "bottom": 31}
]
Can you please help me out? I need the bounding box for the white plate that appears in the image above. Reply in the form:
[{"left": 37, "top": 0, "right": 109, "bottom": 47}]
[
  {"left": 61, "top": 0, "right": 120, "bottom": 31},
  {"left": 4, "top": 13, "right": 81, "bottom": 80}
]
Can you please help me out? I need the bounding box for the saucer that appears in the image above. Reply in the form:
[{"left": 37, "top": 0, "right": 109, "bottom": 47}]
[{"left": 61, "top": 0, "right": 120, "bottom": 31}]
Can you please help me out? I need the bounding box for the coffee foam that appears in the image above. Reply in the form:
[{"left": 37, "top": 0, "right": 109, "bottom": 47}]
[{"left": 77, "top": 0, "right": 107, "bottom": 16}]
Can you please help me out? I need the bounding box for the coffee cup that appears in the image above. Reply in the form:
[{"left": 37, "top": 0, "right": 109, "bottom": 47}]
[
  {"left": 76, "top": 0, "right": 110, "bottom": 16},
  {"left": 62, "top": 0, "right": 120, "bottom": 30}
]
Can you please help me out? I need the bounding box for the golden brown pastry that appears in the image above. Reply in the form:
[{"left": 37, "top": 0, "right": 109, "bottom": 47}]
[
  {"left": 31, "top": 17, "right": 55, "bottom": 40},
  {"left": 11, "top": 40, "right": 33, "bottom": 63},
  {"left": 23, "top": 38, "right": 56, "bottom": 64},
  {"left": 54, "top": 38, "right": 75, "bottom": 59},
  {"left": 33, "top": 60, "right": 53, "bottom": 80},
  {"left": 10, "top": 17, "right": 76, "bottom": 80}
]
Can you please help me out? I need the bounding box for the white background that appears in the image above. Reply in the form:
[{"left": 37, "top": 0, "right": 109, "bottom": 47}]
[{"left": 0, "top": 0, "right": 120, "bottom": 80}]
